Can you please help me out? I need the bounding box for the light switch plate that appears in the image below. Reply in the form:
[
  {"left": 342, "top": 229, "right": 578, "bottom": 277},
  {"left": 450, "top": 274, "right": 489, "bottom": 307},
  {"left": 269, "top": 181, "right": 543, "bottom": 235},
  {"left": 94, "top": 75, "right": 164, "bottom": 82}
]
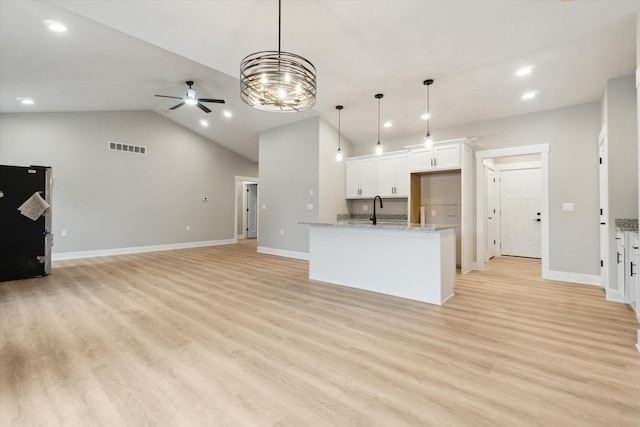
[
  {"left": 362, "top": 205, "right": 368, "bottom": 211},
  {"left": 562, "top": 203, "right": 574, "bottom": 212},
  {"left": 306, "top": 203, "right": 313, "bottom": 210}
]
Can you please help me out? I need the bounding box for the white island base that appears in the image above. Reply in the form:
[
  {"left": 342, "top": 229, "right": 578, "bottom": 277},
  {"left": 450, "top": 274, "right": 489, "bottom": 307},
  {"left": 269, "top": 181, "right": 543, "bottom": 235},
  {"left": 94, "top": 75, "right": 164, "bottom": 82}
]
[{"left": 307, "top": 223, "right": 456, "bottom": 305}]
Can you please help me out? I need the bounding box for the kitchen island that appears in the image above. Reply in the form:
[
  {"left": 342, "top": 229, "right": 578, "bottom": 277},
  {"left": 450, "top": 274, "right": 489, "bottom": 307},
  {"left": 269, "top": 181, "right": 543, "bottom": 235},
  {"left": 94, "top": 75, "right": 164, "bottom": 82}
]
[{"left": 304, "top": 222, "right": 457, "bottom": 305}]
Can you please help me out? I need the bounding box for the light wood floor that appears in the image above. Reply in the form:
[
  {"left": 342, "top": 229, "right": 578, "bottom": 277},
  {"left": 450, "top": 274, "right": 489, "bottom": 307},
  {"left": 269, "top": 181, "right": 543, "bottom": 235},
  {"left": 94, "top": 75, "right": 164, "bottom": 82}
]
[{"left": 1, "top": 240, "right": 639, "bottom": 426}]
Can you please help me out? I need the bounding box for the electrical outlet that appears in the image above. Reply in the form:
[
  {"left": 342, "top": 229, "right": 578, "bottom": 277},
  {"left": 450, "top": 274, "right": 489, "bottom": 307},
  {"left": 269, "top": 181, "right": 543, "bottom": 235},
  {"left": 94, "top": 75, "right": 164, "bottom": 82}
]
[
  {"left": 307, "top": 203, "right": 313, "bottom": 210},
  {"left": 363, "top": 205, "right": 368, "bottom": 211},
  {"left": 186, "top": 225, "right": 191, "bottom": 231},
  {"left": 562, "top": 203, "right": 574, "bottom": 212},
  {"left": 431, "top": 210, "right": 436, "bottom": 217},
  {"left": 61, "top": 230, "right": 68, "bottom": 237},
  {"left": 309, "top": 189, "right": 314, "bottom": 196}
]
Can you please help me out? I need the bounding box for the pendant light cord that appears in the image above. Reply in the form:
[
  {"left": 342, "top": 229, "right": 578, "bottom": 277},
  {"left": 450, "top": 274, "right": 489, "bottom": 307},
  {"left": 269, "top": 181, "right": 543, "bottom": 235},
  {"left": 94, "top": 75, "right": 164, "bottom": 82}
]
[
  {"left": 278, "top": 0, "right": 281, "bottom": 54},
  {"left": 338, "top": 109, "right": 342, "bottom": 150},
  {"left": 377, "top": 97, "right": 381, "bottom": 143},
  {"left": 427, "top": 83, "right": 430, "bottom": 135}
]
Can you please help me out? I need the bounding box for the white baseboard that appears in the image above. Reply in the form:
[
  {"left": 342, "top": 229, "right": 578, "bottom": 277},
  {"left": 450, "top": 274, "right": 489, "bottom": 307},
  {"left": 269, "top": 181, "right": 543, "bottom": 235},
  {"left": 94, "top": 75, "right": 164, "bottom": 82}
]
[
  {"left": 547, "top": 270, "right": 601, "bottom": 286},
  {"left": 52, "top": 239, "right": 237, "bottom": 261},
  {"left": 605, "top": 288, "right": 627, "bottom": 303},
  {"left": 257, "top": 246, "right": 309, "bottom": 261}
]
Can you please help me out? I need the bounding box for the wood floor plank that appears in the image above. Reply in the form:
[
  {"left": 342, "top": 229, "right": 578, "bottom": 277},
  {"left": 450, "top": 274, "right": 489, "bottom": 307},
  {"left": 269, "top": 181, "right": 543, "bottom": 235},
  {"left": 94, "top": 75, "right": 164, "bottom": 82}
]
[{"left": 1, "top": 240, "right": 639, "bottom": 426}]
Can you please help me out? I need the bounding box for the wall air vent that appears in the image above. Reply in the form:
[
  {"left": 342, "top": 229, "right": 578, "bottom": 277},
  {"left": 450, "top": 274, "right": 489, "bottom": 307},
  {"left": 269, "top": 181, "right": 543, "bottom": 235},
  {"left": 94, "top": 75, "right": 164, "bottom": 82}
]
[{"left": 108, "top": 141, "right": 146, "bottom": 154}]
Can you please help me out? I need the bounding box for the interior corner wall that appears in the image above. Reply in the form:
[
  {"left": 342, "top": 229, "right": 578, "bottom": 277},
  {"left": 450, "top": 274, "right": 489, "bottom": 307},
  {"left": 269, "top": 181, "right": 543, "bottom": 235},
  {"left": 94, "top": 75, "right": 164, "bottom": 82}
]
[
  {"left": 366, "top": 102, "right": 602, "bottom": 277},
  {"left": 318, "top": 118, "right": 352, "bottom": 223},
  {"left": 607, "top": 75, "right": 638, "bottom": 220},
  {"left": 0, "top": 111, "right": 258, "bottom": 254},
  {"left": 606, "top": 75, "right": 639, "bottom": 290},
  {"left": 258, "top": 117, "right": 320, "bottom": 254}
]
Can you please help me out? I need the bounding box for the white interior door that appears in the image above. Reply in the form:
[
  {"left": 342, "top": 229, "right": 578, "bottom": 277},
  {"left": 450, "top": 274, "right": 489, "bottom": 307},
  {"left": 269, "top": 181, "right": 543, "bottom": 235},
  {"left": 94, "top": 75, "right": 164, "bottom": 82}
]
[
  {"left": 486, "top": 167, "right": 497, "bottom": 259},
  {"left": 247, "top": 183, "right": 258, "bottom": 239},
  {"left": 500, "top": 168, "right": 541, "bottom": 258}
]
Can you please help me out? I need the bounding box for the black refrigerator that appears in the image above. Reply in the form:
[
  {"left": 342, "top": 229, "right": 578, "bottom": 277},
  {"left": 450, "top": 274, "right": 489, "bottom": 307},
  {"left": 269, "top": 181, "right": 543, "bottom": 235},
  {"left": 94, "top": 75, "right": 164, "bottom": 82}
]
[{"left": 0, "top": 165, "right": 53, "bottom": 281}]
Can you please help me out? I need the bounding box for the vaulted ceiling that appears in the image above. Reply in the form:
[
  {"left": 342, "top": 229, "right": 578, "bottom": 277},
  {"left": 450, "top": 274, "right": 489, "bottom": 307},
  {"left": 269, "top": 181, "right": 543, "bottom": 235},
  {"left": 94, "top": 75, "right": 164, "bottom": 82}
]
[{"left": 1, "top": 0, "right": 638, "bottom": 162}]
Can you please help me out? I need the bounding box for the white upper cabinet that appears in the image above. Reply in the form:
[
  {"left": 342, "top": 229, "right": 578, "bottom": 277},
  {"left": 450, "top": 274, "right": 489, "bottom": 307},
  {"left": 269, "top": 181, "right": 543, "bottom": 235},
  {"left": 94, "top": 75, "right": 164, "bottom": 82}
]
[
  {"left": 345, "top": 152, "right": 408, "bottom": 199},
  {"left": 377, "top": 152, "right": 409, "bottom": 198},
  {"left": 345, "top": 157, "right": 377, "bottom": 198},
  {"left": 410, "top": 142, "right": 460, "bottom": 172}
]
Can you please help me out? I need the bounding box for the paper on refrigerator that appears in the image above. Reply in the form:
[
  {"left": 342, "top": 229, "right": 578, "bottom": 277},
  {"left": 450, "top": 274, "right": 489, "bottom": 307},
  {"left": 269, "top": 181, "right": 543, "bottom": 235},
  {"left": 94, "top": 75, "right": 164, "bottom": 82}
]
[{"left": 18, "top": 192, "right": 49, "bottom": 221}]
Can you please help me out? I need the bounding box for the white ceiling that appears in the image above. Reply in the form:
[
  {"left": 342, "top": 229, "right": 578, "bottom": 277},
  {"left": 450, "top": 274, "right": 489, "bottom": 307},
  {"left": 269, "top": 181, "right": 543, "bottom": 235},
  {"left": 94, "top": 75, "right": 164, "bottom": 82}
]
[{"left": 1, "top": 0, "right": 638, "bottom": 162}]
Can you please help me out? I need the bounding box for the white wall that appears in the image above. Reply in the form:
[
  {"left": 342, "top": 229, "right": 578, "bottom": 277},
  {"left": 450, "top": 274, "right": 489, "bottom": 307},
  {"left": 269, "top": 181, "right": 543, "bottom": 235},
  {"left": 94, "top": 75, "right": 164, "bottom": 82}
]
[
  {"left": 318, "top": 118, "right": 352, "bottom": 223},
  {"left": 258, "top": 117, "right": 320, "bottom": 255},
  {"left": 0, "top": 111, "right": 258, "bottom": 254},
  {"left": 354, "top": 102, "right": 602, "bottom": 277}
]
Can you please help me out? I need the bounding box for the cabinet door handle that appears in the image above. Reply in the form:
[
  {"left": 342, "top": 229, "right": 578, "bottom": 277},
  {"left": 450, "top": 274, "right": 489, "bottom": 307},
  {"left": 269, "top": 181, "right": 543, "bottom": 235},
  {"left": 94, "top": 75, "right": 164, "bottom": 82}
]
[
  {"left": 617, "top": 252, "right": 621, "bottom": 264},
  {"left": 631, "top": 262, "right": 636, "bottom": 277}
]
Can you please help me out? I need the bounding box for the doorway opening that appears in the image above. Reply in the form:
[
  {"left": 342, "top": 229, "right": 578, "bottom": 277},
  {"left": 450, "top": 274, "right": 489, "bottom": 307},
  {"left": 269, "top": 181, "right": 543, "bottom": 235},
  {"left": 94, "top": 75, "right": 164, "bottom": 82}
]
[
  {"left": 475, "top": 144, "right": 550, "bottom": 279},
  {"left": 234, "top": 176, "right": 259, "bottom": 242}
]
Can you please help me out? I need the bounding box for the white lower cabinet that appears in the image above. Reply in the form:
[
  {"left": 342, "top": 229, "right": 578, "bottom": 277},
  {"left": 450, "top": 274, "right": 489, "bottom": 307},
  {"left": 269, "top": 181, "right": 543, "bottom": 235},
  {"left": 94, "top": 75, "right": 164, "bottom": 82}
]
[
  {"left": 627, "top": 232, "right": 639, "bottom": 312},
  {"left": 616, "top": 232, "right": 626, "bottom": 299}
]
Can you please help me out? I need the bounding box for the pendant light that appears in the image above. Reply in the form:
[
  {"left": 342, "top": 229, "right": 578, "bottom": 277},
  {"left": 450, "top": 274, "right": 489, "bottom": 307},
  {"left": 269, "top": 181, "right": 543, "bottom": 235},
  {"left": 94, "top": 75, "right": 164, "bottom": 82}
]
[
  {"left": 240, "top": 0, "right": 317, "bottom": 112},
  {"left": 375, "top": 93, "right": 384, "bottom": 155},
  {"left": 423, "top": 79, "right": 434, "bottom": 148},
  {"left": 335, "top": 105, "right": 344, "bottom": 161}
]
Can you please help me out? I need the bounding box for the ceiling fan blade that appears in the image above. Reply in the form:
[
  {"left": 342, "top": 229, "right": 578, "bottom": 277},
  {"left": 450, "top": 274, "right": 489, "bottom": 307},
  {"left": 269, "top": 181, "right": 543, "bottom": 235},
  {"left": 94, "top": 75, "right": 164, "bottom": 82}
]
[
  {"left": 155, "top": 95, "right": 184, "bottom": 100},
  {"left": 169, "top": 102, "right": 185, "bottom": 110},
  {"left": 198, "top": 98, "right": 225, "bottom": 104},
  {"left": 197, "top": 103, "right": 212, "bottom": 113}
]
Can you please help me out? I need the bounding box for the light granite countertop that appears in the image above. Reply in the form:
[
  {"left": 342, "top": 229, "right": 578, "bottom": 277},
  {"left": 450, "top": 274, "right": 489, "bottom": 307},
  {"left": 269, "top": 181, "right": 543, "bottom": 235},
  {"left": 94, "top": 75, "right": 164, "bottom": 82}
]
[
  {"left": 615, "top": 218, "right": 638, "bottom": 232},
  {"left": 302, "top": 221, "right": 458, "bottom": 232}
]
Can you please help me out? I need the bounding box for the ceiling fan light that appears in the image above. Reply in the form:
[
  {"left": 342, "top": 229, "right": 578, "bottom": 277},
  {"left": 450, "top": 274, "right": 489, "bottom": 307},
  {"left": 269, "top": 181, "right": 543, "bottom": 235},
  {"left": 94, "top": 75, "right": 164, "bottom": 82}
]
[{"left": 185, "top": 98, "right": 197, "bottom": 105}]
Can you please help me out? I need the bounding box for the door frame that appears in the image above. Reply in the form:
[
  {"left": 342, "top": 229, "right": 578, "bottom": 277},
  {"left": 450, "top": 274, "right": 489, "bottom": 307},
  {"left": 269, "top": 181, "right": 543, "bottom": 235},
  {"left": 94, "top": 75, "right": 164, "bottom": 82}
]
[
  {"left": 246, "top": 183, "right": 258, "bottom": 239},
  {"left": 484, "top": 161, "right": 498, "bottom": 261},
  {"left": 234, "top": 175, "right": 259, "bottom": 242},
  {"left": 475, "top": 144, "right": 550, "bottom": 279},
  {"left": 598, "top": 125, "right": 609, "bottom": 290}
]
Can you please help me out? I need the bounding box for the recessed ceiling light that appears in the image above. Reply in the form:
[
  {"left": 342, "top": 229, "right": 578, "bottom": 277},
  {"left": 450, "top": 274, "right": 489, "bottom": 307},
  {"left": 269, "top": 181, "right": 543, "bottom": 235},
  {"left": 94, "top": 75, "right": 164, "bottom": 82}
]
[
  {"left": 522, "top": 91, "right": 538, "bottom": 100},
  {"left": 21, "top": 99, "right": 34, "bottom": 105},
  {"left": 223, "top": 110, "right": 232, "bottom": 118},
  {"left": 45, "top": 20, "right": 67, "bottom": 32},
  {"left": 515, "top": 66, "right": 534, "bottom": 77},
  {"left": 383, "top": 121, "right": 392, "bottom": 128},
  {"left": 199, "top": 120, "right": 209, "bottom": 127},
  {"left": 421, "top": 113, "right": 431, "bottom": 120}
]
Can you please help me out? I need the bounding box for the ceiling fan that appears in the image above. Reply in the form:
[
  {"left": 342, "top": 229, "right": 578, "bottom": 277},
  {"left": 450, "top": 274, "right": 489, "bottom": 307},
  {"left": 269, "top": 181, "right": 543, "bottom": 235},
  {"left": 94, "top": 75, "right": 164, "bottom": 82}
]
[{"left": 155, "top": 81, "right": 225, "bottom": 113}]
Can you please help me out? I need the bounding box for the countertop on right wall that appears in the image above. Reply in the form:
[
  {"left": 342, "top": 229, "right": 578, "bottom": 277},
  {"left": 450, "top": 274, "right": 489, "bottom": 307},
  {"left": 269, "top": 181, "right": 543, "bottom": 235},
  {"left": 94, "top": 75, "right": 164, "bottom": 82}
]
[{"left": 615, "top": 218, "right": 638, "bottom": 232}]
